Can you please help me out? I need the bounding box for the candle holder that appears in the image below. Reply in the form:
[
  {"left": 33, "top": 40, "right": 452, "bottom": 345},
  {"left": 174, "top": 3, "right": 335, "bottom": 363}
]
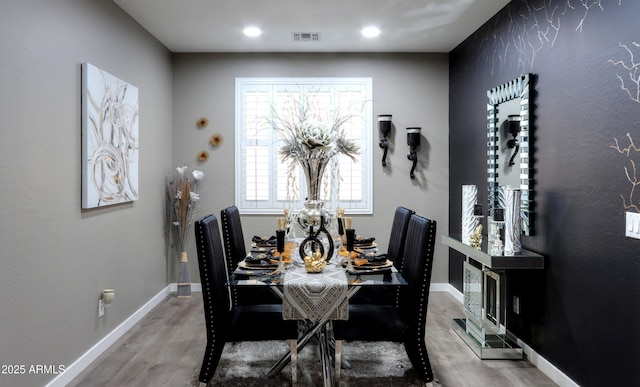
[
  {"left": 341, "top": 217, "right": 352, "bottom": 244},
  {"left": 504, "top": 115, "right": 521, "bottom": 167},
  {"left": 275, "top": 229, "right": 286, "bottom": 273},
  {"left": 488, "top": 208, "right": 504, "bottom": 255},
  {"left": 378, "top": 114, "right": 392, "bottom": 167},
  {"left": 471, "top": 204, "right": 484, "bottom": 250},
  {"left": 336, "top": 207, "right": 345, "bottom": 236},
  {"left": 407, "top": 127, "right": 421, "bottom": 179},
  {"left": 345, "top": 228, "right": 356, "bottom": 272}
]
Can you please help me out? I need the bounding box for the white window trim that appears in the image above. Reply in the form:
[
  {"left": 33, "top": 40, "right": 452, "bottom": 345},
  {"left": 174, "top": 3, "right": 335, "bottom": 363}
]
[{"left": 235, "top": 77, "right": 373, "bottom": 215}]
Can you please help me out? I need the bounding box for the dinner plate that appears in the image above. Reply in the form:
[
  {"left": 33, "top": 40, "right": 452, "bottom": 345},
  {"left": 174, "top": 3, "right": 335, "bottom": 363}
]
[
  {"left": 343, "top": 259, "right": 393, "bottom": 270},
  {"left": 357, "top": 259, "right": 393, "bottom": 268},
  {"left": 362, "top": 254, "right": 388, "bottom": 264},
  {"left": 353, "top": 242, "right": 377, "bottom": 249},
  {"left": 345, "top": 260, "right": 393, "bottom": 275},
  {"left": 346, "top": 266, "right": 392, "bottom": 275},
  {"left": 234, "top": 267, "right": 278, "bottom": 276},
  {"left": 250, "top": 246, "right": 276, "bottom": 254},
  {"left": 238, "top": 260, "right": 278, "bottom": 269},
  {"left": 252, "top": 242, "right": 276, "bottom": 248}
]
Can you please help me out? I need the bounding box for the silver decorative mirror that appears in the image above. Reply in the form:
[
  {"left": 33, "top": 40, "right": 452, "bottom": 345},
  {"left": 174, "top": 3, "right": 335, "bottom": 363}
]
[{"left": 487, "top": 74, "right": 534, "bottom": 235}]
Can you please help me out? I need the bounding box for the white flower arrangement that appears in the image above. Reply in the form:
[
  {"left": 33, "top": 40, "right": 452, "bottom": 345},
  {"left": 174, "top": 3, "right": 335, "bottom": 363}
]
[
  {"left": 168, "top": 166, "right": 204, "bottom": 252},
  {"left": 270, "top": 96, "right": 361, "bottom": 163}
]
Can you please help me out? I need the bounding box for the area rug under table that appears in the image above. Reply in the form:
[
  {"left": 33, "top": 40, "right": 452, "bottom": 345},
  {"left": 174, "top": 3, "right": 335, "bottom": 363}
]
[{"left": 194, "top": 340, "right": 431, "bottom": 386}]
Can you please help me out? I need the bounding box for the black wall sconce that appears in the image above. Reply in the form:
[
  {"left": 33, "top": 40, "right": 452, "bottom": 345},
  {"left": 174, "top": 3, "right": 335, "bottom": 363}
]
[
  {"left": 406, "top": 127, "right": 421, "bottom": 179},
  {"left": 378, "top": 114, "right": 392, "bottom": 167},
  {"left": 503, "top": 115, "right": 521, "bottom": 167}
]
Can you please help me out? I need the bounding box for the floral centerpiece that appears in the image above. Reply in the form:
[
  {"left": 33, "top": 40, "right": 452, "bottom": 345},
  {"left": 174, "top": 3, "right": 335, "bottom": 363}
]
[
  {"left": 168, "top": 166, "right": 204, "bottom": 298},
  {"left": 277, "top": 117, "right": 360, "bottom": 163},
  {"left": 270, "top": 96, "right": 360, "bottom": 260}
]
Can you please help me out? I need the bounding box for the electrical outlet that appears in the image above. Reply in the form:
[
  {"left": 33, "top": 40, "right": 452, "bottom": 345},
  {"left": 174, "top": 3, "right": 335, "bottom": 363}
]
[
  {"left": 626, "top": 211, "right": 640, "bottom": 240},
  {"left": 98, "top": 299, "right": 105, "bottom": 318},
  {"left": 513, "top": 295, "right": 520, "bottom": 315}
]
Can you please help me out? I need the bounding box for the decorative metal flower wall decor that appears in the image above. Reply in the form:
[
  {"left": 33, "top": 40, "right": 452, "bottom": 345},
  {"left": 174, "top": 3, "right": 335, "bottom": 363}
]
[
  {"left": 196, "top": 117, "right": 208, "bottom": 129},
  {"left": 209, "top": 133, "right": 223, "bottom": 147},
  {"left": 197, "top": 150, "right": 210, "bottom": 162}
]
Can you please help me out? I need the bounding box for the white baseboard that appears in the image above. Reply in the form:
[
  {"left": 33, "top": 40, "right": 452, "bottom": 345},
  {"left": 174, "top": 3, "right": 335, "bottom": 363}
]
[
  {"left": 440, "top": 284, "right": 579, "bottom": 387},
  {"left": 46, "top": 285, "right": 176, "bottom": 386},
  {"left": 430, "top": 282, "right": 463, "bottom": 303},
  {"left": 518, "top": 339, "right": 580, "bottom": 387}
]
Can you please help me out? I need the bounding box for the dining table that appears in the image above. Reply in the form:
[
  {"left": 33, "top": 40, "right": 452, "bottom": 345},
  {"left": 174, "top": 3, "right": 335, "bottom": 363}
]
[{"left": 228, "top": 237, "right": 408, "bottom": 387}]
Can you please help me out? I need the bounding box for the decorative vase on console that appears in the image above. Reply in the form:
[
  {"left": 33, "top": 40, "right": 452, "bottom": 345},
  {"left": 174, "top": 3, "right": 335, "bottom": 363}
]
[
  {"left": 504, "top": 187, "right": 522, "bottom": 256},
  {"left": 461, "top": 184, "right": 480, "bottom": 245}
]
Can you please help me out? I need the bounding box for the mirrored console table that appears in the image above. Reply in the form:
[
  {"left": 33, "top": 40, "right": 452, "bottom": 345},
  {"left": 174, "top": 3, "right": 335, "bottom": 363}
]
[{"left": 442, "top": 233, "right": 544, "bottom": 359}]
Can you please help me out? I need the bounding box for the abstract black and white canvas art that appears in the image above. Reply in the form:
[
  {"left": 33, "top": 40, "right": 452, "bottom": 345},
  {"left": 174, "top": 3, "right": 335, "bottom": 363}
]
[{"left": 82, "top": 63, "right": 139, "bottom": 209}]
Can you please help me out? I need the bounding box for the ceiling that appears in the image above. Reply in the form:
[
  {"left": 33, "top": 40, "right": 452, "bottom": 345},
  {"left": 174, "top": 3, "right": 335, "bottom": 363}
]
[{"left": 113, "top": 0, "right": 510, "bottom": 53}]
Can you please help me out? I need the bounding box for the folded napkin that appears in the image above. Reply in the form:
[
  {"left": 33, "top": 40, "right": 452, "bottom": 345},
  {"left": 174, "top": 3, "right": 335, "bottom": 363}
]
[
  {"left": 366, "top": 253, "right": 388, "bottom": 263},
  {"left": 354, "top": 236, "right": 376, "bottom": 245},
  {"left": 244, "top": 253, "right": 273, "bottom": 265},
  {"left": 251, "top": 246, "right": 275, "bottom": 254},
  {"left": 351, "top": 254, "right": 388, "bottom": 266},
  {"left": 252, "top": 235, "right": 277, "bottom": 245}
]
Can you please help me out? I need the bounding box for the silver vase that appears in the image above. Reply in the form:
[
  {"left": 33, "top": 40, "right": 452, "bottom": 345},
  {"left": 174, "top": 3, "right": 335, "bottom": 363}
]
[
  {"left": 504, "top": 188, "right": 522, "bottom": 255},
  {"left": 296, "top": 157, "right": 332, "bottom": 231},
  {"left": 462, "top": 185, "right": 479, "bottom": 245}
]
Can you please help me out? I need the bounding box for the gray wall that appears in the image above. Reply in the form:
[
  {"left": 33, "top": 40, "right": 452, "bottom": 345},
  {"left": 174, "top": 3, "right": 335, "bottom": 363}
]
[
  {"left": 0, "top": 1, "right": 173, "bottom": 385},
  {"left": 450, "top": 1, "right": 640, "bottom": 385},
  {"left": 171, "top": 53, "right": 451, "bottom": 285}
]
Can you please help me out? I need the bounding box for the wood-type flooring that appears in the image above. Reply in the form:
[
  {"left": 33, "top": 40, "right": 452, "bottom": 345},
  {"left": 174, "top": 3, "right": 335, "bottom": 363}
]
[{"left": 69, "top": 292, "right": 557, "bottom": 386}]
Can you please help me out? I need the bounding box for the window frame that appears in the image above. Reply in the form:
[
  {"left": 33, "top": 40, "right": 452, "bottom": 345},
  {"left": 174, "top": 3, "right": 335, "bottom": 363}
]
[{"left": 235, "top": 77, "right": 373, "bottom": 215}]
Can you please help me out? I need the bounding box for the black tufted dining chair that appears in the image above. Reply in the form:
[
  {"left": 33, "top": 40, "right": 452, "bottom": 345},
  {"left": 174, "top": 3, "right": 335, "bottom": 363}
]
[
  {"left": 195, "top": 213, "right": 298, "bottom": 384},
  {"left": 350, "top": 206, "right": 415, "bottom": 305},
  {"left": 220, "top": 205, "right": 280, "bottom": 305},
  {"left": 220, "top": 205, "right": 246, "bottom": 276},
  {"left": 386, "top": 206, "right": 415, "bottom": 272},
  {"left": 333, "top": 213, "right": 437, "bottom": 383}
]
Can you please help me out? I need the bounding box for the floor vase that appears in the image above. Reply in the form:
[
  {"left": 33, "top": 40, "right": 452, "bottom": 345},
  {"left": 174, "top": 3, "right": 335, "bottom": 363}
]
[{"left": 177, "top": 251, "right": 191, "bottom": 298}]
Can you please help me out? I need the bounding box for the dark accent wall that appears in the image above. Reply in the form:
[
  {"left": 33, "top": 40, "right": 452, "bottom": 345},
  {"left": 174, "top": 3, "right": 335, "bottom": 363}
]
[{"left": 449, "top": 1, "right": 639, "bottom": 386}]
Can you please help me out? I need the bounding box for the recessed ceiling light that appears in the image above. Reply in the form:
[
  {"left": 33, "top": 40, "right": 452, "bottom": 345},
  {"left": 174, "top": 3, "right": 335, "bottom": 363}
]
[
  {"left": 243, "top": 26, "right": 262, "bottom": 37},
  {"left": 361, "top": 26, "right": 380, "bottom": 38}
]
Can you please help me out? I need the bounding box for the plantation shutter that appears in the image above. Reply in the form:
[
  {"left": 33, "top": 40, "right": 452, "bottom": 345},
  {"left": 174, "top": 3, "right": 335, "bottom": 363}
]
[{"left": 236, "top": 78, "right": 372, "bottom": 214}]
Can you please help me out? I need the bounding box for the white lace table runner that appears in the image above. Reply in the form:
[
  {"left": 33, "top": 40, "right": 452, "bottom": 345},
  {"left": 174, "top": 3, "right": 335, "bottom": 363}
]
[{"left": 283, "top": 264, "right": 348, "bottom": 321}]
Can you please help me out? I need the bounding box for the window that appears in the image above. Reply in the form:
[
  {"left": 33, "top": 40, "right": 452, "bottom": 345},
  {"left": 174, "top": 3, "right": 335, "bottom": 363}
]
[{"left": 235, "top": 77, "right": 372, "bottom": 214}]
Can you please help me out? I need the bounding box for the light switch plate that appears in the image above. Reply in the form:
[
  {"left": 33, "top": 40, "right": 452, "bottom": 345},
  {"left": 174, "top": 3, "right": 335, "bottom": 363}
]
[
  {"left": 98, "top": 299, "right": 105, "bottom": 317},
  {"left": 625, "top": 211, "right": 640, "bottom": 239}
]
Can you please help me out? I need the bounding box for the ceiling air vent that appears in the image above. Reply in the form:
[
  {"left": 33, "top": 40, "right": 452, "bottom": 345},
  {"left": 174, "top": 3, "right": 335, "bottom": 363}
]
[{"left": 292, "top": 32, "right": 321, "bottom": 42}]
